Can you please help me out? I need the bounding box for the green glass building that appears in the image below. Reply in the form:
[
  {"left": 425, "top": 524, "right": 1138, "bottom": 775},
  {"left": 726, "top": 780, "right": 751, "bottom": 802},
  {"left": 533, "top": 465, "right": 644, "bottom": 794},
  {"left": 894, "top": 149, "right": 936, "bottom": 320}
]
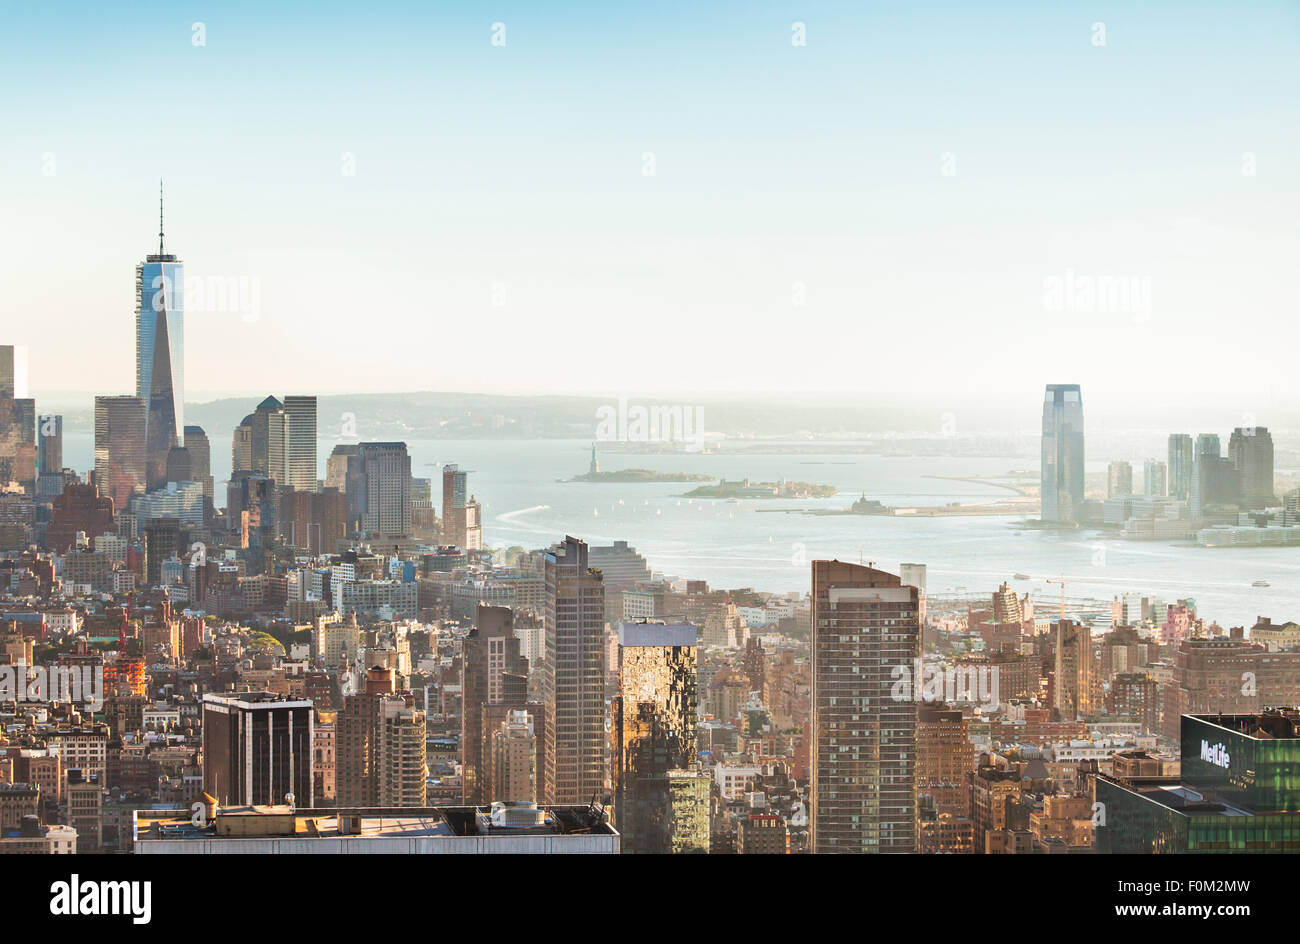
[{"left": 1098, "top": 710, "right": 1300, "bottom": 853}]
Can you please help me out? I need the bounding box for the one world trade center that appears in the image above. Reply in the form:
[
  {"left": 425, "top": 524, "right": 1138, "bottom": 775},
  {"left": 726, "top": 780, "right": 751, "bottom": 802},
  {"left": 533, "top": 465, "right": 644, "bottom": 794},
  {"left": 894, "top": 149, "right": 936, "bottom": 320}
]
[{"left": 136, "top": 184, "right": 184, "bottom": 491}]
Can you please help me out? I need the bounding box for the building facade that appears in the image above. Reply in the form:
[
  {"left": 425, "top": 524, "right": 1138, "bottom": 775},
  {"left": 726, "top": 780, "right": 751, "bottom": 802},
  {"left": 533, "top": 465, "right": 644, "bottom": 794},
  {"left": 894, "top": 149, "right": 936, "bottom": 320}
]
[{"left": 810, "top": 561, "right": 920, "bottom": 853}]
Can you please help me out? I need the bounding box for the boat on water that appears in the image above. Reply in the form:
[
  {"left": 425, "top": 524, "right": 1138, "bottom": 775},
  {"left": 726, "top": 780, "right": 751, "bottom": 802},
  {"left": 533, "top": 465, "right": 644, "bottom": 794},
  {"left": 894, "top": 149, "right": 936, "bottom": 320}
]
[
  {"left": 1253, "top": 580, "right": 1270, "bottom": 588},
  {"left": 1013, "top": 573, "right": 1031, "bottom": 580}
]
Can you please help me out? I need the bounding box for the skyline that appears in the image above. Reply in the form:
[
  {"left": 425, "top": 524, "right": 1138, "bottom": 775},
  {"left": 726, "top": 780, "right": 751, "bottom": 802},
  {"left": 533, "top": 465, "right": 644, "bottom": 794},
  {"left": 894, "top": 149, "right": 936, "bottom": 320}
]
[
  {"left": 3, "top": 0, "right": 1300, "bottom": 885},
  {"left": 3, "top": 1, "right": 1298, "bottom": 398}
]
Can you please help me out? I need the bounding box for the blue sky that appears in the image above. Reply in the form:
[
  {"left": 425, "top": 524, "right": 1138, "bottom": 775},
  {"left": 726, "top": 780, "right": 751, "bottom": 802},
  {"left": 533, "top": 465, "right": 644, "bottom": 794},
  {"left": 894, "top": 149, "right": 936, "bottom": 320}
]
[{"left": 2, "top": 1, "right": 1298, "bottom": 400}]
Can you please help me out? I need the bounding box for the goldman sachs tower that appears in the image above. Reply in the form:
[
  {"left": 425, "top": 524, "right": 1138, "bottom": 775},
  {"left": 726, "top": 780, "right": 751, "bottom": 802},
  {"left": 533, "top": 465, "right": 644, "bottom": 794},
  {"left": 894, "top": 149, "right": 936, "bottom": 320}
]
[{"left": 137, "top": 183, "right": 184, "bottom": 490}]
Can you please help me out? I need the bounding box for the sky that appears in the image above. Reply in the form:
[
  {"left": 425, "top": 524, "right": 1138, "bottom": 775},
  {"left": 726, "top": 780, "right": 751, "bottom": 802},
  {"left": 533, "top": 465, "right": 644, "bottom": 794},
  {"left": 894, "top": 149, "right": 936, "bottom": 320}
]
[{"left": 2, "top": 1, "right": 1298, "bottom": 403}]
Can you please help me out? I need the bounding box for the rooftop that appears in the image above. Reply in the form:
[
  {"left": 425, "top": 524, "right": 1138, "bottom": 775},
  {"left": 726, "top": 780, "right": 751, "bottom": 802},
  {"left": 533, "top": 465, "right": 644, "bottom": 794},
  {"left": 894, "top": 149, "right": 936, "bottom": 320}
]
[
  {"left": 1192, "top": 708, "right": 1300, "bottom": 740},
  {"left": 1097, "top": 775, "right": 1252, "bottom": 818},
  {"left": 134, "top": 803, "right": 616, "bottom": 843}
]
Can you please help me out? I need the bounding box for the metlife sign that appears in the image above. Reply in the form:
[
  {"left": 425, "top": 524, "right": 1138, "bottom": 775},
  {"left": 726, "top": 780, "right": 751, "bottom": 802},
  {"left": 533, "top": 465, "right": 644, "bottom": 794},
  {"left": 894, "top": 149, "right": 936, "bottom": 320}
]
[{"left": 1201, "top": 740, "right": 1232, "bottom": 769}]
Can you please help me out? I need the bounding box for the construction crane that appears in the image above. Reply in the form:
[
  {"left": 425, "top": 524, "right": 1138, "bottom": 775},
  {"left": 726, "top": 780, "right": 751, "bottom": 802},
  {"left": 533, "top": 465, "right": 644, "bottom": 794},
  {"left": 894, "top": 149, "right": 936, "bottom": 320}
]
[{"left": 1045, "top": 576, "right": 1067, "bottom": 622}]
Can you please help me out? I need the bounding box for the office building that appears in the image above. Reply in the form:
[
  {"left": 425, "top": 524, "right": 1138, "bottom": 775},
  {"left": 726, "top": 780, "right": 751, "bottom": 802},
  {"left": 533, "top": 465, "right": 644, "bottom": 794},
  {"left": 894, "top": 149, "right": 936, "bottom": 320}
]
[
  {"left": 232, "top": 415, "right": 254, "bottom": 474},
  {"left": 137, "top": 195, "right": 184, "bottom": 490},
  {"left": 1168, "top": 433, "right": 1193, "bottom": 500},
  {"left": 278, "top": 487, "right": 346, "bottom": 554},
  {"left": 37, "top": 412, "right": 61, "bottom": 478},
  {"left": 1052, "top": 619, "right": 1094, "bottom": 719},
  {"left": 184, "top": 425, "right": 214, "bottom": 503},
  {"left": 610, "top": 621, "right": 704, "bottom": 854},
  {"left": 441, "top": 463, "right": 468, "bottom": 547},
  {"left": 0, "top": 397, "right": 36, "bottom": 495},
  {"left": 1040, "top": 384, "right": 1085, "bottom": 523},
  {"left": 1098, "top": 710, "right": 1300, "bottom": 853},
  {"left": 93, "top": 395, "right": 147, "bottom": 510},
  {"left": 1107, "top": 460, "right": 1133, "bottom": 498},
  {"left": 899, "top": 562, "right": 927, "bottom": 627},
  {"left": 358, "top": 442, "right": 411, "bottom": 538},
  {"left": 281, "top": 395, "right": 318, "bottom": 491},
  {"left": 1229, "top": 426, "right": 1276, "bottom": 510},
  {"left": 202, "top": 692, "right": 314, "bottom": 807},
  {"left": 916, "top": 705, "right": 972, "bottom": 816},
  {"left": 810, "top": 560, "right": 920, "bottom": 853},
  {"left": 1143, "top": 458, "right": 1167, "bottom": 498},
  {"left": 461, "top": 604, "right": 543, "bottom": 804},
  {"left": 1191, "top": 433, "right": 1239, "bottom": 516},
  {"left": 0, "top": 346, "right": 35, "bottom": 494},
  {"left": 543, "top": 535, "right": 606, "bottom": 804},
  {"left": 0, "top": 344, "right": 25, "bottom": 399}
]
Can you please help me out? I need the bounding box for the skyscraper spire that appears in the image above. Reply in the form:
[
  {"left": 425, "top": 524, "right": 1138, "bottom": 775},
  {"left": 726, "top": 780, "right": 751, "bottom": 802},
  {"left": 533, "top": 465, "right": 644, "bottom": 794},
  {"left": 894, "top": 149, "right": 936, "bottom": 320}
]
[{"left": 158, "top": 179, "right": 165, "bottom": 256}]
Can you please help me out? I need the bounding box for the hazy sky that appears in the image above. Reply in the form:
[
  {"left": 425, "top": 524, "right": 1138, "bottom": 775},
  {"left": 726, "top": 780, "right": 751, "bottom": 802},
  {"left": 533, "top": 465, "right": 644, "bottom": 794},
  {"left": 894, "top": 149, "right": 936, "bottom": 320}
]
[{"left": 3, "top": 1, "right": 1297, "bottom": 401}]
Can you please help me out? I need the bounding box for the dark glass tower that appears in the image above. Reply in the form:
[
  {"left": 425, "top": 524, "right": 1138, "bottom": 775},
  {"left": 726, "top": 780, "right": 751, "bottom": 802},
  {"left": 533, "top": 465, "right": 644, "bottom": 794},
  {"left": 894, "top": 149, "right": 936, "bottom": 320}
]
[
  {"left": 610, "top": 621, "right": 703, "bottom": 854},
  {"left": 1040, "top": 384, "right": 1085, "bottom": 523}
]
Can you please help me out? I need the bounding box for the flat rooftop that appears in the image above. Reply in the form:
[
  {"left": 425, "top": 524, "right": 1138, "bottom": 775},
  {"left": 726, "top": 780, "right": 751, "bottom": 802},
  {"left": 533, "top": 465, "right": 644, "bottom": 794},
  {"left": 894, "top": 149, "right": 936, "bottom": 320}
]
[
  {"left": 134, "top": 804, "right": 617, "bottom": 842},
  {"left": 1191, "top": 709, "right": 1300, "bottom": 740},
  {"left": 1097, "top": 775, "right": 1251, "bottom": 817},
  {"left": 135, "top": 808, "right": 454, "bottom": 841}
]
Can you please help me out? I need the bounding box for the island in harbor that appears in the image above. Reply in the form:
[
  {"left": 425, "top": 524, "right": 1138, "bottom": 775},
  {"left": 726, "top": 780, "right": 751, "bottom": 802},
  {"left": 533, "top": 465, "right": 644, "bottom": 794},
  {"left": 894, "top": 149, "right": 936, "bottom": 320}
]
[
  {"left": 678, "top": 478, "right": 837, "bottom": 500},
  {"left": 562, "top": 468, "right": 714, "bottom": 484},
  {"left": 560, "top": 445, "right": 714, "bottom": 484}
]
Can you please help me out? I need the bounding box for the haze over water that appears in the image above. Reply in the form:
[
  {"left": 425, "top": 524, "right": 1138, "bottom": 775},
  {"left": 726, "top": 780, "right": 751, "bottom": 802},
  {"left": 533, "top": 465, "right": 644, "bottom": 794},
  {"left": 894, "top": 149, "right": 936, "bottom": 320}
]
[{"left": 65, "top": 434, "right": 1297, "bottom": 630}]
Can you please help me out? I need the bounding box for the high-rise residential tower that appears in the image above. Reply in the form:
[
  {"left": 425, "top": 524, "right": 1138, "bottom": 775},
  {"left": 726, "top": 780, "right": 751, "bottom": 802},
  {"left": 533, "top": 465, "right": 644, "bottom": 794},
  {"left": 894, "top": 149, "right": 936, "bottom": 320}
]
[
  {"left": 337, "top": 665, "right": 428, "bottom": 807},
  {"left": 810, "top": 560, "right": 920, "bottom": 853},
  {"left": 543, "top": 535, "right": 606, "bottom": 804},
  {"left": 1040, "top": 384, "right": 1085, "bottom": 523},
  {"left": 137, "top": 188, "right": 184, "bottom": 490}
]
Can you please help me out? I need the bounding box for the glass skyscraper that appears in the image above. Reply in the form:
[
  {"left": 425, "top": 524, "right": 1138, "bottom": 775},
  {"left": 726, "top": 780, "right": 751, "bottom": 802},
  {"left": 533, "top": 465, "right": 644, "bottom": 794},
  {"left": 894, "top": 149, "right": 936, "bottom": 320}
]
[
  {"left": 1098, "top": 711, "right": 1300, "bottom": 853},
  {"left": 136, "top": 193, "right": 184, "bottom": 490},
  {"left": 610, "top": 620, "right": 703, "bottom": 854},
  {"left": 1168, "top": 433, "right": 1193, "bottom": 500},
  {"left": 1040, "top": 383, "right": 1085, "bottom": 523}
]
